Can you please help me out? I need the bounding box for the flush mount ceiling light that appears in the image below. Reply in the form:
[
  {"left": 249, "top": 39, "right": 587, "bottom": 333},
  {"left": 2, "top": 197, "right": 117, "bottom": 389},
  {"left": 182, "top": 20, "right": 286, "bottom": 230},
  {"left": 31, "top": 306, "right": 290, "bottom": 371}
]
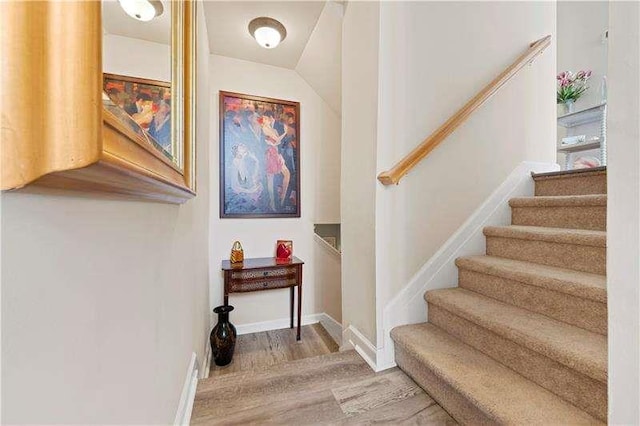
[
  {"left": 118, "top": 0, "right": 164, "bottom": 22},
  {"left": 248, "top": 17, "right": 287, "bottom": 49}
]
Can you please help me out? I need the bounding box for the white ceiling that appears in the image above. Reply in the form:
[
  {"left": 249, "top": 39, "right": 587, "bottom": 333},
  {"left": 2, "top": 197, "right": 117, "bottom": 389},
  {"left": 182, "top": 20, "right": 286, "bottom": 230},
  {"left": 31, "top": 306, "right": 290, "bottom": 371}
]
[
  {"left": 203, "top": 1, "right": 326, "bottom": 69},
  {"left": 102, "top": 0, "right": 171, "bottom": 45}
]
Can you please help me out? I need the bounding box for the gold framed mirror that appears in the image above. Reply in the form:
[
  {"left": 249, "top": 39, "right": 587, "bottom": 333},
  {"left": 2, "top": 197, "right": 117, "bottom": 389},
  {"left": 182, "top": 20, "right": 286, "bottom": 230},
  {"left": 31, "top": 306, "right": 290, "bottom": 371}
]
[{"left": 1, "top": 0, "right": 196, "bottom": 203}]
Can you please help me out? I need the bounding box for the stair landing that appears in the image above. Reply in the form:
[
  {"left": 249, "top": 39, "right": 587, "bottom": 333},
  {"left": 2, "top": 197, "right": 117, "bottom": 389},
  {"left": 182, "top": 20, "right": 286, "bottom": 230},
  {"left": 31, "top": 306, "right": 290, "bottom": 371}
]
[{"left": 193, "top": 350, "right": 457, "bottom": 425}]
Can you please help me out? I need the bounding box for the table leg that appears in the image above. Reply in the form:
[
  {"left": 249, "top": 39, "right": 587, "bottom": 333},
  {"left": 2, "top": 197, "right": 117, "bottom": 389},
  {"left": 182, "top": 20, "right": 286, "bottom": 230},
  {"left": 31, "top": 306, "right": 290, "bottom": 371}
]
[
  {"left": 223, "top": 270, "right": 230, "bottom": 306},
  {"left": 290, "top": 286, "right": 294, "bottom": 329},
  {"left": 297, "top": 266, "right": 302, "bottom": 341}
]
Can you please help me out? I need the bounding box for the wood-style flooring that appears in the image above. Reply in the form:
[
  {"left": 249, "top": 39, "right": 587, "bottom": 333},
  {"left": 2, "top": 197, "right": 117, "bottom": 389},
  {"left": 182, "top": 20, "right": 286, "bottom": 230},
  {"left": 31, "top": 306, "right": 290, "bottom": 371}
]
[
  {"left": 195, "top": 324, "right": 456, "bottom": 425},
  {"left": 209, "top": 323, "right": 339, "bottom": 377}
]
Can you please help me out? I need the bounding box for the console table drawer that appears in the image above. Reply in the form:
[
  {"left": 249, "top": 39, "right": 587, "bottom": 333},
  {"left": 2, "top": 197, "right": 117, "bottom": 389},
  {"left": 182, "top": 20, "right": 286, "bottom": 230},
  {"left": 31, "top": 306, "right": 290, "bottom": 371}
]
[
  {"left": 222, "top": 256, "right": 305, "bottom": 341},
  {"left": 230, "top": 267, "right": 295, "bottom": 280},
  {"left": 229, "top": 276, "right": 298, "bottom": 292}
]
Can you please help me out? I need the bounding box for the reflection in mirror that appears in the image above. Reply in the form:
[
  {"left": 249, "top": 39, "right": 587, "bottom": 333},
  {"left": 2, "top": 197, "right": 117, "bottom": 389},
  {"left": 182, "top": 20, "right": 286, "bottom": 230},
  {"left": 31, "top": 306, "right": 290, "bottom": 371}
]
[{"left": 101, "top": 0, "right": 178, "bottom": 167}]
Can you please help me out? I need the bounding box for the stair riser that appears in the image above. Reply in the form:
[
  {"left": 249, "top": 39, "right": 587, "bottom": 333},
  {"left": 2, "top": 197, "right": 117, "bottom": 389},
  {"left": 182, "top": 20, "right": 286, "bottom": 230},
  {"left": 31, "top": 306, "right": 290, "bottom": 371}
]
[
  {"left": 458, "top": 269, "right": 607, "bottom": 334},
  {"left": 534, "top": 174, "right": 606, "bottom": 196},
  {"left": 511, "top": 206, "right": 606, "bottom": 231},
  {"left": 486, "top": 237, "right": 606, "bottom": 275},
  {"left": 394, "top": 344, "right": 495, "bottom": 425},
  {"left": 428, "top": 305, "right": 607, "bottom": 421}
]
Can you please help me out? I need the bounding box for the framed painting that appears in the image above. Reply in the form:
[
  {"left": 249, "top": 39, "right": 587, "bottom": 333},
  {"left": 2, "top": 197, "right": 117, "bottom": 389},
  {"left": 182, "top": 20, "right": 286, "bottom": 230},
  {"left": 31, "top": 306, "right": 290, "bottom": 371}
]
[
  {"left": 219, "top": 91, "right": 301, "bottom": 218},
  {"left": 103, "top": 73, "right": 174, "bottom": 161}
]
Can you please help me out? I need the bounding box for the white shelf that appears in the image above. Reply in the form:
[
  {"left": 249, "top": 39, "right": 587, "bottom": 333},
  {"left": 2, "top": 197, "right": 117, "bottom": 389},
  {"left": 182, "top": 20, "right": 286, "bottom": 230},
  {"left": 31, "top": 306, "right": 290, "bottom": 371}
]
[
  {"left": 557, "top": 103, "right": 606, "bottom": 128},
  {"left": 557, "top": 140, "right": 602, "bottom": 153}
]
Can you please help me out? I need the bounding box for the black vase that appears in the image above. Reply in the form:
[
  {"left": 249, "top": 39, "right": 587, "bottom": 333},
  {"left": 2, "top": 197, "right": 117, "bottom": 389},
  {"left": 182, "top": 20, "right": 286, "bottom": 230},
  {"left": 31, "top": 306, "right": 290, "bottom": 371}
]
[{"left": 210, "top": 305, "right": 237, "bottom": 366}]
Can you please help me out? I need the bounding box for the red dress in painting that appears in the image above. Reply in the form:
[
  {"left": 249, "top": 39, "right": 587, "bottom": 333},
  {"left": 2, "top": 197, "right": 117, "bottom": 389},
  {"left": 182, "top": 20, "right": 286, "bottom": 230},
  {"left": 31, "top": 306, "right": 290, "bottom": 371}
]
[{"left": 265, "top": 137, "right": 284, "bottom": 175}]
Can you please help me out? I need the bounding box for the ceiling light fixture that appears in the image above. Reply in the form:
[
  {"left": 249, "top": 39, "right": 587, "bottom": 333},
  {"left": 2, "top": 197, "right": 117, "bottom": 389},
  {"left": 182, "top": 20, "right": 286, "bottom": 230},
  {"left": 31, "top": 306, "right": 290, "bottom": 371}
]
[
  {"left": 118, "top": 0, "right": 164, "bottom": 22},
  {"left": 248, "top": 17, "right": 287, "bottom": 49}
]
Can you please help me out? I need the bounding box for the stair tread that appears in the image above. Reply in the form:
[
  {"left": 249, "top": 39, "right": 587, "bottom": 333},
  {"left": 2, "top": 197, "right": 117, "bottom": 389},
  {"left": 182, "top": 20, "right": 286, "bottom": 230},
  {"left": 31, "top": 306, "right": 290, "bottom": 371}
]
[
  {"left": 509, "top": 194, "right": 607, "bottom": 207},
  {"left": 532, "top": 166, "right": 606, "bottom": 180},
  {"left": 425, "top": 288, "right": 607, "bottom": 383},
  {"left": 456, "top": 255, "right": 606, "bottom": 303},
  {"left": 484, "top": 225, "right": 606, "bottom": 247},
  {"left": 391, "top": 323, "right": 602, "bottom": 425},
  {"left": 198, "top": 350, "right": 364, "bottom": 392}
]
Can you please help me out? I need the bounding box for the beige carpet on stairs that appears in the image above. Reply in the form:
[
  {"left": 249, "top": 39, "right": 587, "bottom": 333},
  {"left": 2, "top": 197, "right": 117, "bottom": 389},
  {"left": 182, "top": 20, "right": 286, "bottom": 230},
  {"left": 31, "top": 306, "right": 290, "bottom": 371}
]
[{"left": 391, "top": 168, "right": 608, "bottom": 424}]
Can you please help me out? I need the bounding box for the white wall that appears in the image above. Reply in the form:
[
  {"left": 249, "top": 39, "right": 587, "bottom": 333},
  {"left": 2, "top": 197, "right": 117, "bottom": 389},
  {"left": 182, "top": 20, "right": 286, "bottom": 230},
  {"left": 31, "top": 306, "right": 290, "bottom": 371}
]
[
  {"left": 314, "top": 236, "right": 342, "bottom": 323},
  {"left": 208, "top": 54, "right": 341, "bottom": 327},
  {"left": 1, "top": 4, "right": 210, "bottom": 424},
  {"left": 296, "top": 1, "right": 343, "bottom": 223},
  {"left": 340, "top": 1, "right": 379, "bottom": 345},
  {"left": 341, "top": 1, "right": 556, "bottom": 350},
  {"left": 103, "top": 33, "right": 171, "bottom": 81},
  {"left": 607, "top": 1, "right": 639, "bottom": 423},
  {"left": 557, "top": 1, "right": 609, "bottom": 110}
]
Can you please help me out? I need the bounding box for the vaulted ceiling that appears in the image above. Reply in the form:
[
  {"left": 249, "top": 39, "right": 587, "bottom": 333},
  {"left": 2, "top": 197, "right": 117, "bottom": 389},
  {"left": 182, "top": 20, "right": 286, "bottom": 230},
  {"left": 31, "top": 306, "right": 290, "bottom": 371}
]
[
  {"left": 203, "top": 0, "right": 342, "bottom": 115},
  {"left": 203, "top": 1, "right": 326, "bottom": 69}
]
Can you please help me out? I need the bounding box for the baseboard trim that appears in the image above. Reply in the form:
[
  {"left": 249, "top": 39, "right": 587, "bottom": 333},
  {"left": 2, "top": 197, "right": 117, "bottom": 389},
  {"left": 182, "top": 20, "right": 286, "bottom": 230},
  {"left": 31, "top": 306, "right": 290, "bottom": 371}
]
[
  {"left": 314, "top": 233, "right": 342, "bottom": 259},
  {"left": 377, "top": 161, "right": 560, "bottom": 369},
  {"left": 202, "top": 341, "right": 212, "bottom": 379},
  {"left": 203, "top": 313, "right": 342, "bottom": 374},
  {"left": 234, "top": 313, "right": 321, "bottom": 335},
  {"left": 174, "top": 352, "right": 199, "bottom": 426},
  {"left": 234, "top": 313, "right": 342, "bottom": 347},
  {"left": 319, "top": 313, "right": 343, "bottom": 346},
  {"left": 342, "top": 325, "right": 384, "bottom": 372}
]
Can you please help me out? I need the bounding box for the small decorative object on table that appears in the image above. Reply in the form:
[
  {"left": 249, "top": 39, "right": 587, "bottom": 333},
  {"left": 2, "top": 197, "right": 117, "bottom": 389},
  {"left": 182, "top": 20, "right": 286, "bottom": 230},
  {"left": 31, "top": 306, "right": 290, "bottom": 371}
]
[
  {"left": 210, "top": 305, "right": 237, "bottom": 366},
  {"left": 276, "top": 240, "right": 293, "bottom": 263},
  {"left": 230, "top": 241, "right": 244, "bottom": 265},
  {"left": 557, "top": 70, "right": 591, "bottom": 114}
]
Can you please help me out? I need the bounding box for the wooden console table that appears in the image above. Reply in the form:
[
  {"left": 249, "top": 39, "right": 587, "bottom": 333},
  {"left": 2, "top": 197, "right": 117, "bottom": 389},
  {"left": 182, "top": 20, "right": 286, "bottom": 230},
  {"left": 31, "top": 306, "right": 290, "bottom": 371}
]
[{"left": 222, "top": 257, "right": 304, "bottom": 340}]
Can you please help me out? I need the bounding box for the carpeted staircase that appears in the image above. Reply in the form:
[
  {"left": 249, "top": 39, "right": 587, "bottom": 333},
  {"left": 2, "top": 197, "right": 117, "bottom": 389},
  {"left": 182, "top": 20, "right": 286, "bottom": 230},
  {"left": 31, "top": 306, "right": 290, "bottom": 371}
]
[{"left": 391, "top": 167, "right": 607, "bottom": 425}]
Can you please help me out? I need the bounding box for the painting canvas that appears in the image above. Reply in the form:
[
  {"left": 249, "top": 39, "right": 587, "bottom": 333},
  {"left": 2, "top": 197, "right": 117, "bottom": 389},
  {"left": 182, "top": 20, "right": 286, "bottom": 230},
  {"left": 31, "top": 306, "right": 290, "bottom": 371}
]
[
  {"left": 103, "top": 73, "right": 173, "bottom": 159},
  {"left": 220, "top": 91, "right": 300, "bottom": 218}
]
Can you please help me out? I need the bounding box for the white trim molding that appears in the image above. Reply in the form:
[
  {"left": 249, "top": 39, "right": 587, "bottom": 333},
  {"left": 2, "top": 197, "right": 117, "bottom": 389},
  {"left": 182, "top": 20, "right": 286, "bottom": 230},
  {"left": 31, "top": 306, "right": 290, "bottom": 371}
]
[
  {"left": 235, "top": 313, "right": 321, "bottom": 336},
  {"left": 202, "top": 341, "right": 212, "bottom": 379},
  {"left": 341, "top": 325, "right": 393, "bottom": 372},
  {"left": 314, "top": 233, "right": 342, "bottom": 259},
  {"left": 233, "top": 312, "right": 342, "bottom": 347},
  {"left": 174, "top": 352, "right": 199, "bottom": 426},
  {"left": 319, "top": 313, "right": 343, "bottom": 346},
  {"left": 376, "top": 161, "right": 559, "bottom": 369}
]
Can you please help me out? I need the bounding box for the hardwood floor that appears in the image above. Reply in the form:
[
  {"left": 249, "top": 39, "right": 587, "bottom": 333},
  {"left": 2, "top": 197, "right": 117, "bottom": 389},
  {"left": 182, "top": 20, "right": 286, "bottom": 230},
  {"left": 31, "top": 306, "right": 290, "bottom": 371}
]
[
  {"left": 196, "top": 324, "right": 456, "bottom": 425},
  {"left": 209, "top": 323, "right": 339, "bottom": 377}
]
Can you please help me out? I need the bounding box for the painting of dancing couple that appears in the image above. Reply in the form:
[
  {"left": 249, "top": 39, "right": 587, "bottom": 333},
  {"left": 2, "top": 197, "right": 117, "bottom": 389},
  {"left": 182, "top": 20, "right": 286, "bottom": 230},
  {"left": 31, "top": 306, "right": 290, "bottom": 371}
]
[
  {"left": 103, "top": 73, "right": 173, "bottom": 159},
  {"left": 219, "top": 91, "right": 300, "bottom": 218}
]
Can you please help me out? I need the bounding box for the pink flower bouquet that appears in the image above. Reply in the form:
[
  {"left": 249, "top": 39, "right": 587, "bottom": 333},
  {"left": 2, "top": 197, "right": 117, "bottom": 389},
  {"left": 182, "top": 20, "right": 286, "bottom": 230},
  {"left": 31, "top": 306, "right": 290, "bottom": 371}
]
[{"left": 557, "top": 70, "right": 591, "bottom": 104}]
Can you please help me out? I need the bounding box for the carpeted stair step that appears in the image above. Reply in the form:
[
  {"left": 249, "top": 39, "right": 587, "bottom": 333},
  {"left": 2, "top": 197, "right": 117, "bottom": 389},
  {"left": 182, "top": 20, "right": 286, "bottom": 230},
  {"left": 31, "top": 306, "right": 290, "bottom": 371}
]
[
  {"left": 484, "top": 225, "right": 606, "bottom": 275},
  {"left": 510, "top": 194, "right": 607, "bottom": 231},
  {"left": 455, "top": 255, "right": 607, "bottom": 334},
  {"left": 533, "top": 167, "right": 606, "bottom": 196},
  {"left": 426, "top": 288, "right": 607, "bottom": 420},
  {"left": 391, "top": 323, "right": 603, "bottom": 425}
]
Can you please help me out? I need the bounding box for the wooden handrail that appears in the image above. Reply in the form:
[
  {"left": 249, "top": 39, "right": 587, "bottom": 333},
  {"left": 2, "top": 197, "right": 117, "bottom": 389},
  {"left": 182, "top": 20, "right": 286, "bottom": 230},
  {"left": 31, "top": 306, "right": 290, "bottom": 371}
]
[{"left": 377, "top": 35, "right": 552, "bottom": 185}]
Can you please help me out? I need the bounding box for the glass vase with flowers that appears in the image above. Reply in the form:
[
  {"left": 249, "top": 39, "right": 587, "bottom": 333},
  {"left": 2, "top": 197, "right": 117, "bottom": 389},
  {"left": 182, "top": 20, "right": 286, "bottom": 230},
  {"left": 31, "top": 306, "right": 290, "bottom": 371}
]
[{"left": 557, "top": 70, "right": 592, "bottom": 114}]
